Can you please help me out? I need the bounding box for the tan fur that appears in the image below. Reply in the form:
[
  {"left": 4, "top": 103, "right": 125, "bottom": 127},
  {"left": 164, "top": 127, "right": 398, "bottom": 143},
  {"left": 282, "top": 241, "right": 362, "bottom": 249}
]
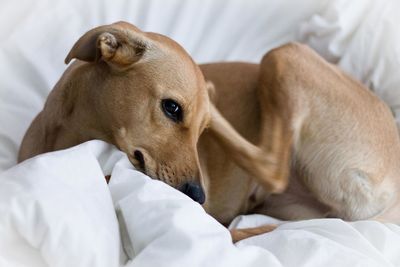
[
  {"left": 201, "top": 44, "right": 400, "bottom": 241},
  {"left": 18, "top": 21, "right": 210, "bottom": 188},
  {"left": 230, "top": 224, "right": 277, "bottom": 243},
  {"left": 19, "top": 23, "right": 400, "bottom": 242}
]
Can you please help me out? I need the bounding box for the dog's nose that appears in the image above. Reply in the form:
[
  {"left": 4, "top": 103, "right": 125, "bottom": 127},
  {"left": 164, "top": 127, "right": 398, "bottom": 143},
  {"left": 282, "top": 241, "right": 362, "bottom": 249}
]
[{"left": 179, "top": 182, "right": 205, "bottom": 204}]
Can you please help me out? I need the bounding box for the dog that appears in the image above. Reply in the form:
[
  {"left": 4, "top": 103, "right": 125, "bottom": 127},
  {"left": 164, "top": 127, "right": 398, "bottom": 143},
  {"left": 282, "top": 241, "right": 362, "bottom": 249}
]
[
  {"left": 18, "top": 22, "right": 400, "bottom": 242},
  {"left": 18, "top": 21, "right": 211, "bottom": 205}
]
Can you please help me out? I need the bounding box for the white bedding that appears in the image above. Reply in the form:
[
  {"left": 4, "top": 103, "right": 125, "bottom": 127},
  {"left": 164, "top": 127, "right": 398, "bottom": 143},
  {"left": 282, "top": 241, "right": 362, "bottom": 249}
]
[
  {"left": 1, "top": 140, "right": 399, "bottom": 267},
  {"left": 1, "top": 0, "right": 400, "bottom": 266}
]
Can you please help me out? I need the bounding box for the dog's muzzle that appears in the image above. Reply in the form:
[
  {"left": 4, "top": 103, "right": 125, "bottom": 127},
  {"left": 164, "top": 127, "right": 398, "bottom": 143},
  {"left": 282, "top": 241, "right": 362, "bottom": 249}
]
[{"left": 179, "top": 182, "right": 205, "bottom": 204}]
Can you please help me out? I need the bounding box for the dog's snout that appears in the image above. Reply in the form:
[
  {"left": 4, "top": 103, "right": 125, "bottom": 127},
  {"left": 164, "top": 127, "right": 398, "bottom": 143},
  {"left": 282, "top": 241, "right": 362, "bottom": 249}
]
[
  {"left": 134, "top": 150, "right": 145, "bottom": 170},
  {"left": 179, "top": 182, "right": 205, "bottom": 204}
]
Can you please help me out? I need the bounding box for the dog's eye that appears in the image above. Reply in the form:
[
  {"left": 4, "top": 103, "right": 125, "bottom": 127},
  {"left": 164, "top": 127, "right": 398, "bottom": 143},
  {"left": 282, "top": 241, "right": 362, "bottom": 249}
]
[{"left": 161, "top": 99, "right": 183, "bottom": 122}]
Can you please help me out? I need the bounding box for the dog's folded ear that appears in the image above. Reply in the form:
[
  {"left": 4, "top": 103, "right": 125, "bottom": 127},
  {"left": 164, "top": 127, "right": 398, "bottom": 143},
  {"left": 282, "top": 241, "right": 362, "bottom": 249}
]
[{"left": 65, "top": 21, "right": 148, "bottom": 68}]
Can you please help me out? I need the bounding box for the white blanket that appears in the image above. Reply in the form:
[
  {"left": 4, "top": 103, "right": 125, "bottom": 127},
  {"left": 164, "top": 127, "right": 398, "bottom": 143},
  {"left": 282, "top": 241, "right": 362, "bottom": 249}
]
[{"left": 1, "top": 141, "right": 399, "bottom": 267}]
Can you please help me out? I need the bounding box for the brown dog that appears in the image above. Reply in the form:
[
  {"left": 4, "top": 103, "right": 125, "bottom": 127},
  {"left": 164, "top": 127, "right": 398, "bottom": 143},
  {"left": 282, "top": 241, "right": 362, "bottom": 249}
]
[
  {"left": 19, "top": 22, "right": 400, "bottom": 241},
  {"left": 18, "top": 21, "right": 211, "bottom": 204}
]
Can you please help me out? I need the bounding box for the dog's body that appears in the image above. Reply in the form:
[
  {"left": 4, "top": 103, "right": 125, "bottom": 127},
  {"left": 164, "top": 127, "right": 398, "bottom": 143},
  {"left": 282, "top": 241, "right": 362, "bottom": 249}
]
[
  {"left": 200, "top": 53, "right": 400, "bottom": 224},
  {"left": 19, "top": 22, "right": 400, "bottom": 240}
]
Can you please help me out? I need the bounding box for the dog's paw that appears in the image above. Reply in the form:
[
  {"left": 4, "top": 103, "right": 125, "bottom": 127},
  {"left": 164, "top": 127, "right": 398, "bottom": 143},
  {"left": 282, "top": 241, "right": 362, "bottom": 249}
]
[
  {"left": 98, "top": 32, "right": 118, "bottom": 60},
  {"left": 253, "top": 154, "right": 289, "bottom": 194},
  {"left": 269, "top": 176, "right": 289, "bottom": 194},
  {"left": 230, "top": 224, "right": 277, "bottom": 243}
]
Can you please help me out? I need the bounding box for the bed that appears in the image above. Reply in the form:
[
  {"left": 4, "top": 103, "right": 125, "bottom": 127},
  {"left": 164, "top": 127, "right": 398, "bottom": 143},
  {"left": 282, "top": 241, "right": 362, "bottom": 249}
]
[{"left": 1, "top": 0, "right": 400, "bottom": 266}]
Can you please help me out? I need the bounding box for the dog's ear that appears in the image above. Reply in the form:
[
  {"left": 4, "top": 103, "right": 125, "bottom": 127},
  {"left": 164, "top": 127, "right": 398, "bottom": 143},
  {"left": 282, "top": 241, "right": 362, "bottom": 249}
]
[{"left": 65, "top": 21, "right": 148, "bottom": 68}]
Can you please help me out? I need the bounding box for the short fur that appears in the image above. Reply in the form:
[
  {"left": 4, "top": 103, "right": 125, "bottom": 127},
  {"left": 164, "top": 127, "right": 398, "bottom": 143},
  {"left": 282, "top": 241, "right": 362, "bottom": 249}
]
[{"left": 19, "top": 22, "right": 400, "bottom": 241}]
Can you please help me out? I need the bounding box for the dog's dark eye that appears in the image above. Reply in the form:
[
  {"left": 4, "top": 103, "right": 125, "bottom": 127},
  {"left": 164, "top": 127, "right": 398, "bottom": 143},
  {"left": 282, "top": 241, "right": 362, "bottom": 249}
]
[{"left": 161, "top": 99, "right": 183, "bottom": 122}]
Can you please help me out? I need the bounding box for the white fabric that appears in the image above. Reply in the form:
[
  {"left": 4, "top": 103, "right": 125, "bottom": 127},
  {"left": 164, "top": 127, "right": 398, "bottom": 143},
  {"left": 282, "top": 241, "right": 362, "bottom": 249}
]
[
  {"left": 0, "top": 141, "right": 121, "bottom": 267},
  {"left": 299, "top": 0, "right": 400, "bottom": 128},
  {"left": 1, "top": 140, "right": 399, "bottom": 267}
]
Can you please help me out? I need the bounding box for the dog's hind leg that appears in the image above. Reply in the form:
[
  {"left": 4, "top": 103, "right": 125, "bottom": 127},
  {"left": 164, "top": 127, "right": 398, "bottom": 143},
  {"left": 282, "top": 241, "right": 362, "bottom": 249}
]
[
  {"left": 209, "top": 103, "right": 291, "bottom": 193},
  {"left": 208, "top": 53, "right": 295, "bottom": 194}
]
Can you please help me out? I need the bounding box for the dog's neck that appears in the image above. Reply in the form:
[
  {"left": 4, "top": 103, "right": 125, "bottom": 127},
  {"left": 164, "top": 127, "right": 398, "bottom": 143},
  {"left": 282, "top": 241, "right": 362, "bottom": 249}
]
[{"left": 40, "top": 62, "right": 113, "bottom": 153}]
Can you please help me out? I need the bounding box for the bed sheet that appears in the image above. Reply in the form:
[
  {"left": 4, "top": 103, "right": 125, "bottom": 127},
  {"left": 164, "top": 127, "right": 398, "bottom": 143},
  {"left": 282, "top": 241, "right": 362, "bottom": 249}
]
[{"left": 1, "top": 140, "right": 399, "bottom": 267}]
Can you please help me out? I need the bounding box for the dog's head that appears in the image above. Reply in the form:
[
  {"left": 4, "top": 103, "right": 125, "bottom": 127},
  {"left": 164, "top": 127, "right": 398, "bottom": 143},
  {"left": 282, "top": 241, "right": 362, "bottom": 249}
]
[{"left": 65, "top": 22, "right": 211, "bottom": 204}]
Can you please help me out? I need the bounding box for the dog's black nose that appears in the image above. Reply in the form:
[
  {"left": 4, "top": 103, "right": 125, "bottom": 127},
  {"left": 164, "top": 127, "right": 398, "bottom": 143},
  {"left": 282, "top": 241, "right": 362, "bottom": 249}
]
[{"left": 179, "top": 182, "right": 205, "bottom": 204}]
